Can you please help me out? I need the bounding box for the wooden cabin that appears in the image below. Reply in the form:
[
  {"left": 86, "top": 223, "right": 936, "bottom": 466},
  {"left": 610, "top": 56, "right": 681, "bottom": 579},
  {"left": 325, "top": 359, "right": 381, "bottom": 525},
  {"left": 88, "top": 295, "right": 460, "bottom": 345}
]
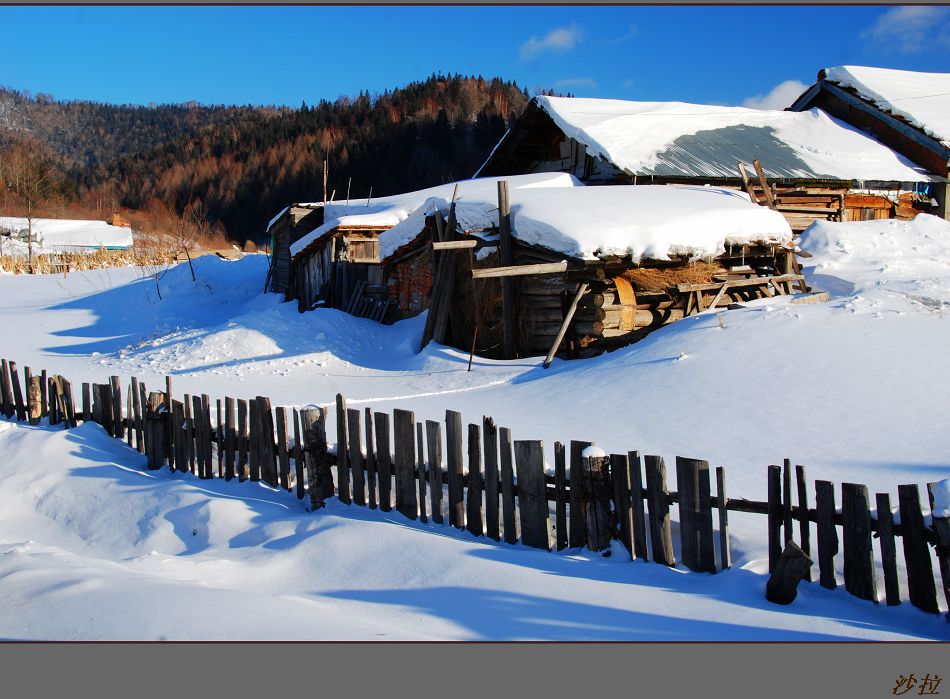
[
  {"left": 380, "top": 183, "right": 802, "bottom": 361},
  {"left": 271, "top": 173, "right": 580, "bottom": 319},
  {"left": 475, "top": 96, "right": 937, "bottom": 232},
  {"left": 790, "top": 66, "right": 950, "bottom": 220}
]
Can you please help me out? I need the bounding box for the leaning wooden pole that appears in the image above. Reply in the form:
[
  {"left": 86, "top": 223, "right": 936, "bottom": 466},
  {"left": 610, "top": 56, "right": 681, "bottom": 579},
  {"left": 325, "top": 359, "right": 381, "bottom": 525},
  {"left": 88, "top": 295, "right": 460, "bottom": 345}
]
[
  {"left": 543, "top": 282, "right": 588, "bottom": 368},
  {"left": 497, "top": 180, "right": 516, "bottom": 359}
]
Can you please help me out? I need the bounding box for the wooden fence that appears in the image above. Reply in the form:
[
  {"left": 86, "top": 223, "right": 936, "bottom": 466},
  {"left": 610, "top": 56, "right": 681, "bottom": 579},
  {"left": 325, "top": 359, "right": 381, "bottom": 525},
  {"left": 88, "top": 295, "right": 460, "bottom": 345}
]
[{"left": 1, "top": 357, "right": 948, "bottom": 617}]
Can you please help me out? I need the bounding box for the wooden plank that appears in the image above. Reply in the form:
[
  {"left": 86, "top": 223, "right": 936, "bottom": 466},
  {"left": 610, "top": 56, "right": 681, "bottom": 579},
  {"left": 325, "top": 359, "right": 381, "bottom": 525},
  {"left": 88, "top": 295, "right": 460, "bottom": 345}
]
[
  {"left": 172, "top": 401, "right": 186, "bottom": 474},
  {"left": 27, "top": 373, "right": 41, "bottom": 426},
  {"left": 472, "top": 261, "right": 568, "bottom": 280},
  {"left": 795, "top": 465, "right": 811, "bottom": 581},
  {"left": 375, "top": 411, "right": 392, "bottom": 513},
  {"left": 783, "top": 459, "right": 793, "bottom": 545},
  {"left": 898, "top": 484, "right": 939, "bottom": 613},
  {"left": 259, "top": 397, "right": 277, "bottom": 486},
  {"left": 752, "top": 159, "right": 777, "bottom": 209},
  {"left": 513, "top": 440, "right": 550, "bottom": 550},
  {"left": 927, "top": 482, "right": 950, "bottom": 617},
  {"left": 543, "top": 282, "right": 589, "bottom": 368},
  {"left": 841, "top": 482, "right": 878, "bottom": 603},
  {"left": 767, "top": 465, "right": 782, "bottom": 572},
  {"left": 215, "top": 398, "right": 223, "bottom": 477},
  {"left": 9, "top": 361, "right": 25, "bottom": 423},
  {"left": 466, "top": 423, "right": 483, "bottom": 537},
  {"left": 554, "top": 442, "right": 568, "bottom": 551},
  {"left": 736, "top": 162, "right": 759, "bottom": 203},
  {"left": 815, "top": 480, "right": 838, "bottom": 590},
  {"left": 246, "top": 396, "right": 259, "bottom": 481},
  {"left": 431, "top": 239, "right": 477, "bottom": 250},
  {"left": 430, "top": 196, "right": 460, "bottom": 347},
  {"left": 716, "top": 466, "right": 731, "bottom": 570},
  {"left": 875, "top": 493, "right": 901, "bottom": 606},
  {"left": 364, "top": 408, "right": 377, "bottom": 510},
  {"left": 40, "top": 370, "right": 47, "bottom": 419},
  {"left": 131, "top": 377, "right": 143, "bottom": 453},
  {"left": 499, "top": 427, "right": 517, "bottom": 544},
  {"left": 676, "top": 457, "right": 716, "bottom": 573},
  {"left": 193, "top": 395, "right": 208, "bottom": 478},
  {"left": 276, "top": 407, "right": 292, "bottom": 491},
  {"left": 138, "top": 381, "right": 147, "bottom": 450},
  {"left": 293, "top": 409, "right": 305, "bottom": 500},
  {"left": 393, "top": 408, "right": 418, "bottom": 520},
  {"left": 569, "top": 441, "right": 592, "bottom": 548},
  {"left": 484, "top": 417, "right": 500, "bottom": 541},
  {"left": 61, "top": 379, "right": 76, "bottom": 429},
  {"left": 347, "top": 408, "right": 365, "bottom": 506},
  {"left": 335, "top": 394, "right": 350, "bottom": 505},
  {"left": 611, "top": 453, "right": 634, "bottom": 560},
  {"left": 416, "top": 423, "right": 427, "bottom": 524},
  {"left": 425, "top": 420, "right": 443, "bottom": 524},
  {"left": 165, "top": 377, "right": 174, "bottom": 470},
  {"left": 225, "top": 398, "right": 236, "bottom": 481},
  {"left": 628, "top": 451, "right": 649, "bottom": 561},
  {"left": 145, "top": 392, "right": 166, "bottom": 470},
  {"left": 644, "top": 455, "right": 675, "bottom": 566},
  {"left": 301, "top": 407, "right": 330, "bottom": 510},
  {"left": 236, "top": 399, "right": 248, "bottom": 482},
  {"left": 81, "top": 379, "right": 90, "bottom": 424},
  {"left": 110, "top": 376, "right": 123, "bottom": 441},
  {"left": 445, "top": 410, "right": 465, "bottom": 529},
  {"left": 0, "top": 359, "right": 13, "bottom": 418},
  {"left": 498, "top": 181, "right": 516, "bottom": 359}
]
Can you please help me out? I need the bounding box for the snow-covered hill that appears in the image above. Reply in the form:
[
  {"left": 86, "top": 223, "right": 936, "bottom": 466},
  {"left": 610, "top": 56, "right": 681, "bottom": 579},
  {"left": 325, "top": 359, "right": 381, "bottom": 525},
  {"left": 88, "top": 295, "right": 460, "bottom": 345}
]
[{"left": 0, "top": 215, "right": 948, "bottom": 640}]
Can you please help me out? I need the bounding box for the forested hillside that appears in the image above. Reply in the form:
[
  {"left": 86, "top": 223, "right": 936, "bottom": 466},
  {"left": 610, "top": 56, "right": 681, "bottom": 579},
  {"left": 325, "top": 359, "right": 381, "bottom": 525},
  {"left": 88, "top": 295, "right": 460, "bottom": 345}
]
[{"left": 0, "top": 75, "right": 531, "bottom": 242}]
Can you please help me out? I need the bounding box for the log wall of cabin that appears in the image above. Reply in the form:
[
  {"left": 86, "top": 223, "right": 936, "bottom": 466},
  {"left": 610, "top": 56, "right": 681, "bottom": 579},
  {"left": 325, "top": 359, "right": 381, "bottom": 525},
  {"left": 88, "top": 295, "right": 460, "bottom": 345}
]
[{"left": 385, "top": 247, "right": 434, "bottom": 319}]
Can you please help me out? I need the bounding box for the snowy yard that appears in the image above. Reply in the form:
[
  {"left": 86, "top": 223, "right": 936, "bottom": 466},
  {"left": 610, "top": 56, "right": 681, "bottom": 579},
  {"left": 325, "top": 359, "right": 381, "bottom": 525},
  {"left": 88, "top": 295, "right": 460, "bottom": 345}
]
[{"left": 0, "top": 216, "right": 948, "bottom": 640}]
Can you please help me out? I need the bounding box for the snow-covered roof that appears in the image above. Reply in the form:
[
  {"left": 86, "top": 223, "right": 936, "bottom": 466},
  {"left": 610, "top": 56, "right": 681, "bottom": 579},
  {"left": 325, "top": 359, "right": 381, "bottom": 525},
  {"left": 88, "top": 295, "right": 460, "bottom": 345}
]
[
  {"left": 380, "top": 184, "right": 792, "bottom": 264},
  {"left": 289, "top": 172, "right": 579, "bottom": 258},
  {"left": 822, "top": 66, "right": 950, "bottom": 146},
  {"left": 524, "top": 95, "right": 932, "bottom": 182},
  {"left": 0, "top": 217, "right": 133, "bottom": 250}
]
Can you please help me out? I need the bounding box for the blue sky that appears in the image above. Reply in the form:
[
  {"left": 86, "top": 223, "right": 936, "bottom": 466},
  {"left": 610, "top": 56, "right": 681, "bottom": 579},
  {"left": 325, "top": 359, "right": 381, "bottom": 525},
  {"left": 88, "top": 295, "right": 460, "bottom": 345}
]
[{"left": 3, "top": 5, "right": 950, "bottom": 109}]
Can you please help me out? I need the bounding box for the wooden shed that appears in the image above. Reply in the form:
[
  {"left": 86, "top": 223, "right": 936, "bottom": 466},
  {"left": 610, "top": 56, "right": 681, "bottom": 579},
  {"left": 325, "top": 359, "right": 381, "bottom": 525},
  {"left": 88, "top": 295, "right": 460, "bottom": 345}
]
[
  {"left": 790, "top": 66, "right": 950, "bottom": 220},
  {"left": 379, "top": 181, "right": 802, "bottom": 361},
  {"left": 475, "top": 96, "right": 937, "bottom": 232}
]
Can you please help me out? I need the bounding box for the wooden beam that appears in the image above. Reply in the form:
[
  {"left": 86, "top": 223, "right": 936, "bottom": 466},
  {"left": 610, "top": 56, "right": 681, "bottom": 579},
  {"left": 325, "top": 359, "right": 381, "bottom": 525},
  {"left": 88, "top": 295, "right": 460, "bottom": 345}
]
[
  {"left": 543, "top": 282, "right": 588, "bottom": 369},
  {"left": 472, "top": 261, "right": 568, "bottom": 279},
  {"left": 431, "top": 239, "right": 478, "bottom": 250},
  {"left": 498, "top": 181, "right": 517, "bottom": 359},
  {"left": 752, "top": 159, "right": 778, "bottom": 210},
  {"left": 737, "top": 162, "right": 759, "bottom": 203}
]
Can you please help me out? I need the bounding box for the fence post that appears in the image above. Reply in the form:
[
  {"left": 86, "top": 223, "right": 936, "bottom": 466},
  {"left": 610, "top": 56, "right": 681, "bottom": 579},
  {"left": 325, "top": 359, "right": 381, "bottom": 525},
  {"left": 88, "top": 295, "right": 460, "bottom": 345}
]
[
  {"left": 9, "top": 361, "right": 25, "bottom": 422},
  {"left": 581, "top": 447, "right": 613, "bottom": 552},
  {"left": 484, "top": 417, "right": 500, "bottom": 541},
  {"left": 716, "top": 466, "right": 731, "bottom": 571},
  {"left": 513, "top": 440, "right": 550, "bottom": 551},
  {"left": 569, "top": 440, "right": 592, "bottom": 548},
  {"left": 425, "top": 420, "right": 442, "bottom": 524},
  {"left": 335, "top": 395, "right": 350, "bottom": 505},
  {"left": 416, "top": 423, "right": 427, "bottom": 524},
  {"left": 767, "top": 465, "right": 782, "bottom": 572},
  {"left": 292, "top": 409, "right": 305, "bottom": 500},
  {"left": 375, "top": 412, "right": 392, "bottom": 512},
  {"left": 466, "top": 423, "right": 482, "bottom": 537},
  {"left": 347, "top": 408, "right": 365, "bottom": 506},
  {"left": 815, "top": 480, "right": 838, "bottom": 590},
  {"left": 795, "top": 465, "right": 811, "bottom": 581},
  {"left": 841, "top": 482, "right": 877, "bottom": 603},
  {"left": 644, "top": 455, "right": 674, "bottom": 566},
  {"left": 676, "top": 456, "right": 715, "bottom": 574},
  {"left": 628, "top": 451, "right": 649, "bottom": 561},
  {"left": 445, "top": 410, "right": 464, "bottom": 529},
  {"left": 301, "top": 407, "right": 330, "bottom": 509},
  {"left": 365, "top": 407, "right": 377, "bottom": 510},
  {"left": 875, "top": 492, "right": 901, "bottom": 606},
  {"left": 499, "top": 427, "right": 517, "bottom": 544},
  {"left": 393, "top": 408, "right": 417, "bottom": 520},
  {"left": 610, "top": 452, "right": 634, "bottom": 560},
  {"left": 554, "top": 442, "right": 568, "bottom": 551},
  {"left": 898, "top": 484, "right": 939, "bottom": 613},
  {"left": 926, "top": 482, "right": 950, "bottom": 618}
]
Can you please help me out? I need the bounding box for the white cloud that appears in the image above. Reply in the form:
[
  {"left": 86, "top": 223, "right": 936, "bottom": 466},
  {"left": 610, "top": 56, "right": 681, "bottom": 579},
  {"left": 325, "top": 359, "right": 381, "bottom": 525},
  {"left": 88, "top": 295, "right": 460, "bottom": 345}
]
[
  {"left": 554, "top": 77, "right": 599, "bottom": 91},
  {"left": 601, "top": 24, "right": 638, "bottom": 46},
  {"left": 520, "top": 24, "right": 582, "bottom": 61},
  {"left": 741, "top": 79, "right": 809, "bottom": 110},
  {"left": 860, "top": 6, "right": 950, "bottom": 53}
]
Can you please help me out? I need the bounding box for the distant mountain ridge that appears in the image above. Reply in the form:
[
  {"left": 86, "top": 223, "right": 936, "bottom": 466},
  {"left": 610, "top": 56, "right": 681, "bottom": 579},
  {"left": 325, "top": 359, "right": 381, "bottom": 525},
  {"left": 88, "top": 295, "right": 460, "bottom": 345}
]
[{"left": 0, "top": 75, "right": 532, "bottom": 242}]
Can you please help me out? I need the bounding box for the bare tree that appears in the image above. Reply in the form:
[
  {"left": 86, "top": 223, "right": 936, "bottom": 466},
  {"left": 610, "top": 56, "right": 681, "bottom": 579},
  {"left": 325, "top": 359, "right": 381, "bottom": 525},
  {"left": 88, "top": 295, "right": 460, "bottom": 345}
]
[
  {"left": 173, "top": 199, "right": 209, "bottom": 282},
  {"left": 0, "top": 136, "right": 60, "bottom": 273}
]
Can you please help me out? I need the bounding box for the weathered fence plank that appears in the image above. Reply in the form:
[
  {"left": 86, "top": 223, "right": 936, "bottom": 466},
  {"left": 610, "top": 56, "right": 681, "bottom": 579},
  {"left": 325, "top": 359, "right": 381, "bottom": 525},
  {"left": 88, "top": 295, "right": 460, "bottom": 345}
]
[
  {"left": 347, "top": 408, "right": 366, "bottom": 506},
  {"left": 645, "top": 455, "right": 675, "bottom": 566},
  {"left": 499, "top": 427, "right": 517, "bottom": 544},
  {"left": 466, "top": 423, "right": 483, "bottom": 537},
  {"left": 365, "top": 407, "right": 377, "bottom": 510},
  {"left": 927, "top": 482, "right": 950, "bottom": 618},
  {"left": 898, "top": 484, "right": 939, "bottom": 614},
  {"left": 0, "top": 359, "right": 14, "bottom": 419},
  {"left": 224, "top": 397, "right": 236, "bottom": 481},
  {"left": 795, "top": 464, "right": 811, "bottom": 581},
  {"left": 841, "top": 482, "right": 877, "bottom": 603},
  {"left": 375, "top": 411, "right": 392, "bottom": 512},
  {"left": 146, "top": 391, "right": 166, "bottom": 470},
  {"left": 293, "top": 409, "right": 305, "bottom": 500},
  {"left": 301, "top": 407, "right": 330, "bottom": 509},
  {"left": 514, "top": 440, "right": 550, "bottom": 550},
  {"left": 110, "top": 376, "right": 123, "bottom": 441},
  {"left": 445, "top": 410, "right": 465, "bottom": 529},
  {"left": 257, "top": 397, "right": 277, "bottom": 486},
  {"left": 678, "top": 457, "right": 716, "bottom": 574},
  {"left": 165, "top": 377, "right": 174, "bottom": 470},
  {"left": 237, "top": 399, "right": 248, "bottom": 482},
  {"left": 582, "top": 449, "right": 612, "bottom": 552},
  {"left": 554, "top": 442, "right": 568, "bottom": 551},
  {"left": 193, "top": 395, "right": 208, "bottom": 478},
  {"left": 425, "top": 420, "right": 443, "bottom": 524},
  {"left": 815, "top": 480, "right": 838, "bottom": 590},
  {"left": 767, "top": 465, "right": 782, "bottom": 572},
  {"left": 569, "top": 441, "right": 592, "bottom": 549},
  {"left": 40, "top": 369, "right": 48, "bottom": 419},
  {"left": 246, "top": 396, "right": 259, "bottom": 481},
  {"left": 628, "top": 451, "right": 648, "bottom": 560},
  {"left": 172, "top": 400, "right": 186, "bottom": 473},
  {"left": 80, "top": 379, "right": 90, "bottom": 425},
  {"left": 416, "top": 422, "right": 427, "bottom": 524},
  {"left": 875, "top": 492, "right": 900, "bottom": 606},
  {"left": 335, "top": 395, "right": 350, "bottom": 505},
  {"left": 393, "top": 408, "right": 417, "bottom": 520},
  {"left": 275, "top": 407, "right": 292, "bottom": 490},
  {"left": 131, "top": 377, "right": 143, "bottom": 453},
  {"left": 611, "top": 453, "right": 634, "bottom": 560},
  {"left": 716, "top": 466, "right": 731, "bottom": 570},
  {"left": 9, "top": 361, "right": 25, "bottom": 423},
  {"left": 28, "top": 375, "right": 42, "bottom": 425},
  {"left": 484, "top": 417, "right": 500, "bottom": 541},
  {"left": 782, "top": 458, "right": 793, "bottom": 544}
]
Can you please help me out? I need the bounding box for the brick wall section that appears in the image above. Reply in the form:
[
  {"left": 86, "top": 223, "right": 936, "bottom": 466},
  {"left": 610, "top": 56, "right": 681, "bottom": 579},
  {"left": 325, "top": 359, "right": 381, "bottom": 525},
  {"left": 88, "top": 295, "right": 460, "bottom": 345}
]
[{"left": 385, "top": 248, "right": 433, "bottom": 318}]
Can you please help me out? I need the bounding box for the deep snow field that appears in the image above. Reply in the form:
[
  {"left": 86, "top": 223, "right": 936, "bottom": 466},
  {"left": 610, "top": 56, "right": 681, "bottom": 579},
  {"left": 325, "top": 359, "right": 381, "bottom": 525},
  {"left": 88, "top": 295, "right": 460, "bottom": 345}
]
[{"left": 0, "top": 215, "right": 948, "bottom": 640}]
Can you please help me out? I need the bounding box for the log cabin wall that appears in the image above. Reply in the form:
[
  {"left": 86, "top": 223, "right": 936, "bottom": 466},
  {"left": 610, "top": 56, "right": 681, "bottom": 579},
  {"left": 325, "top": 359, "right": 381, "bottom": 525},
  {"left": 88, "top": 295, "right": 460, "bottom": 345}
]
[{"left": 269, "top": 206, "right": 324, "bottom": 294}]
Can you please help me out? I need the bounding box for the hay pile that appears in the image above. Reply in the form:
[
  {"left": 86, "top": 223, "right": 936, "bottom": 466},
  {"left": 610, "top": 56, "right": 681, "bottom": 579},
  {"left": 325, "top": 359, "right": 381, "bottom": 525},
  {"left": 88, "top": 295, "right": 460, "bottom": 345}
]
[{"left": 621, "top": 261, "right": 722, "bottom": 292}]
